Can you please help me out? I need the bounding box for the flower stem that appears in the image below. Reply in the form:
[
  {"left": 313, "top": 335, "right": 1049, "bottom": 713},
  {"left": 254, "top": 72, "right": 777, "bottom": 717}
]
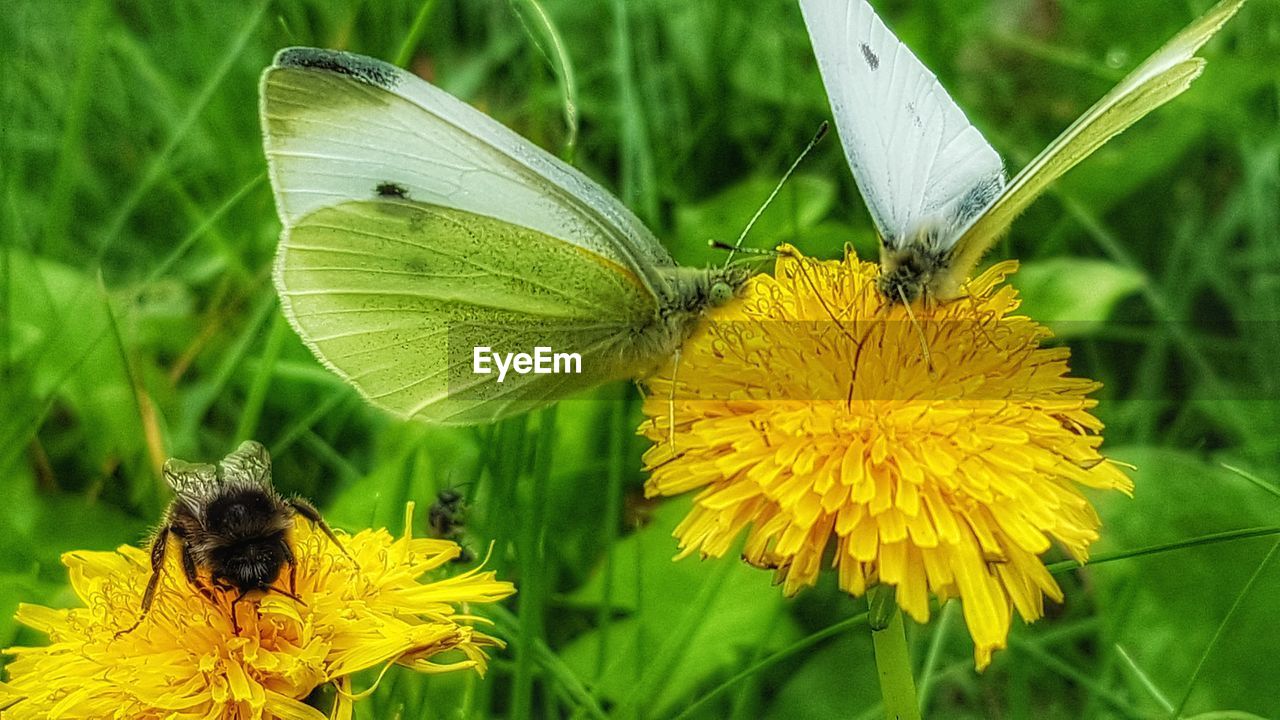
[{"left": 869, "top": 588, "right": 922, "bottom": 720}]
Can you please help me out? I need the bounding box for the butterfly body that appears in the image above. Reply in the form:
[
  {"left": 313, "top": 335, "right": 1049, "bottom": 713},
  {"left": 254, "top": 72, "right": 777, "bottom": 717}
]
[
  {"left": 877, "top": 189, "right": 1002, "bottom": 303},
  {"left": 876, "top": 239, "right": 949, "bottom": 305},
  {"left": 653, "top": 264, "right": 749, "bottom": 334}
]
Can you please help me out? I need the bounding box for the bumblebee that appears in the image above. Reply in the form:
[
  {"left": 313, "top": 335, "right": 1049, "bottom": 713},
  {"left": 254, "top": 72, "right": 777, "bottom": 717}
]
[{"left": 123, "top": 440, "right": 346, "bottom": 634}]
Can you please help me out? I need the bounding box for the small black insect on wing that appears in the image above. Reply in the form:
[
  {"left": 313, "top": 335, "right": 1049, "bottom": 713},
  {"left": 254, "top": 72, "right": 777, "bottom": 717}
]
[{"left": 375, "top": 181, "right": 409, "bottom": 199}]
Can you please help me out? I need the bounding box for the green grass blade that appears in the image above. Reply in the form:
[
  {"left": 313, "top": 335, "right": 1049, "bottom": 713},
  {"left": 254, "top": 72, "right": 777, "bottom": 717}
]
[
  {"left": 96, "top": 0, "right": 269, "bottom": 259},
  {"left": 610, "top": 0, "right": 657, "bottom": 223},
  {"left": 1008, "top": 636, "right": 1145, "bottom": 719},
  {"left": 393, "top": 0, "right": 440, "bottom": 68},
  {"left": 1220, "top": 464, "right": 1280, "bottom": 503},
  {"left": 595, "top": 391, "right": 629, "bottom": 680},
  {"left": 234, "top": 312, "right": 288, "bottom": 444},
  {"left": 1172, "top": 539, "right": 1280, "bottom": 718},
  {"left": 617, "top": 556, "right": 734, "bottom": 718},
  {"left": 490, "top": 606, "right": 608, "bottom": 720},
  {"left": 146, "top": 173, "right": 265, "bottom": 284},
  {"left": 511, "top": 0, "right": 579, "bottom": 160},
  {"left": 42, "top": 0, "right": 108, "bottom": 251},
  {"left": 915, "top": 600, "right": 957, "bottom": 715},
  {"left": 512, "top": 408, "right": 555, "bottom": 720},
  {"left": 1115, "top": 644, "right": 1176, "bottom": 714},
  {"left": 672, "top": 613, "right": 870, "bottom": 720},
  {"left": 174, "top": 290, "right": 276, "bottom": 448},
  {"left": 1047, "top": 526, "right": 1280, "bottom": 574}
]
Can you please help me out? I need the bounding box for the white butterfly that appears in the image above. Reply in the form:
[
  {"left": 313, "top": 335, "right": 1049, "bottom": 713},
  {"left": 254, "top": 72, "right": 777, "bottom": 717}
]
[
  {"left": 800, "top": 0, "right": 1246, "bottom": 302},
  {"left": 260, "top": 49, "right": 746, "bottom": 425}
]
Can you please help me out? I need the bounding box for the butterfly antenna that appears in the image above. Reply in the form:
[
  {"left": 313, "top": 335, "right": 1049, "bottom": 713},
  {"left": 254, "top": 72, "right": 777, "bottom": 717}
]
[
  {"left": 709, "top": 240, "right": 778, "bottom": 256},
  {"left": 722, "top": 121, "right": 829, "bottom": 268}
]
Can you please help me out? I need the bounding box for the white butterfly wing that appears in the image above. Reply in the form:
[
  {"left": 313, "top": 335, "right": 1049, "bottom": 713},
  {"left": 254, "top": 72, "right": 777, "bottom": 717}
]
[
  {"left": 946, "top": 0, "right": 1248, "bottom": 280},
  {"left": 800, "top": 0, "right": 1005, "bottom": 248},
  {"left": 260, "top": 48, "right": 703, "bottom": 424},
  {"left": 261, "top": 47, "right": 675, "bottom": 292}
]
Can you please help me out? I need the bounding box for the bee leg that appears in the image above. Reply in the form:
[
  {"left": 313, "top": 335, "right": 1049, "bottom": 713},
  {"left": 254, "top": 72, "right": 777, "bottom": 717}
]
[
  {"left": 179, "top": 539, "right": 217, "bottom": 606},
  {"left": 115, "top": 525, "right": 174, "bottom": 638},
  {"left": 267, "top": 584, "right": 306, "bottom": 604},
  {"left": 267, "top": 541, "right": 307, "bottom": 606},
  {"left": 206, "top": 576, "right": 240, "bottom": 628},
  {"left": 227, "top": 587, "right": 251, "bottom": 635},
  {"left": 140, "top": 526, "right": 172, "bottom": 613},
  {"left": 287, "top": 497, "right": 354, "bottom": 561},
  {"left": 212, "top": 576, "right": 238, "bottom": 603}
]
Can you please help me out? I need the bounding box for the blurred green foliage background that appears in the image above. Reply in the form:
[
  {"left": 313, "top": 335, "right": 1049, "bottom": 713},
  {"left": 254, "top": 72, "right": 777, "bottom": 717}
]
[{"left": 2, "top": 0, "right": 1279, "bottom": 718}]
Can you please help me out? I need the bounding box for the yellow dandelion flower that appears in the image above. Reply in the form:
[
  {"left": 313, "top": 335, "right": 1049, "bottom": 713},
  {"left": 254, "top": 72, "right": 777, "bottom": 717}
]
[
  {"left": 641, "top": 246, "right": 1132, "bottom": 669},
  {"left": 0, "top": 503, "right": 514, "bottom": 719}
]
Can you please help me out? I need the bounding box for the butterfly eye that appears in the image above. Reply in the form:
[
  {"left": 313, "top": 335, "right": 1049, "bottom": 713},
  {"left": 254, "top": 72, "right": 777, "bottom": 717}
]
[{"left": 709, "top": 281, "right": 735, "bottom": 306}]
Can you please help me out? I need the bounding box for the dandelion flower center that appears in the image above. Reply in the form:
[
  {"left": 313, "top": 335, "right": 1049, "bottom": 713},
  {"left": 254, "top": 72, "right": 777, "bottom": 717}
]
[{"left": 641, "top": 247, "right": 1131, "bottom": 669}]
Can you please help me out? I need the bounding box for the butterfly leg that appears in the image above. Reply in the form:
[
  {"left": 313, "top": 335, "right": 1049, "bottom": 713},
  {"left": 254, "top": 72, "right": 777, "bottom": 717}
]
[
  {"left": 897, "top": 286, "right": 936, "bottom": 379},
  {"left": 667, "top": 346, "right": 682, "bottom": 449}
]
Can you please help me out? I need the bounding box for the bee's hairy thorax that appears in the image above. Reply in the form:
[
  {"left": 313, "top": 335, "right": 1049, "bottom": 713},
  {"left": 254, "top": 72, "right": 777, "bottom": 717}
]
[{"left": 173, "top": 484, "right": 295, "bottom": 590}]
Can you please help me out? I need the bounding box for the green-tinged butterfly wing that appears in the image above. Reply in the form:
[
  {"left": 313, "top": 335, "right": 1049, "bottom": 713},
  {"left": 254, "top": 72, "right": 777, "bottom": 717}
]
[
  {"left": 277, "top": 199, "right": 660, "bottom": 424},
  {"left": 260, "top": 47, "right": 697, "bottom": 423},
  {"left": 261, "top": 47, "right": 677, "bottom": 294},
  {"left": 942, "top": 0, "right": 1246, "bottom": 285}
]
